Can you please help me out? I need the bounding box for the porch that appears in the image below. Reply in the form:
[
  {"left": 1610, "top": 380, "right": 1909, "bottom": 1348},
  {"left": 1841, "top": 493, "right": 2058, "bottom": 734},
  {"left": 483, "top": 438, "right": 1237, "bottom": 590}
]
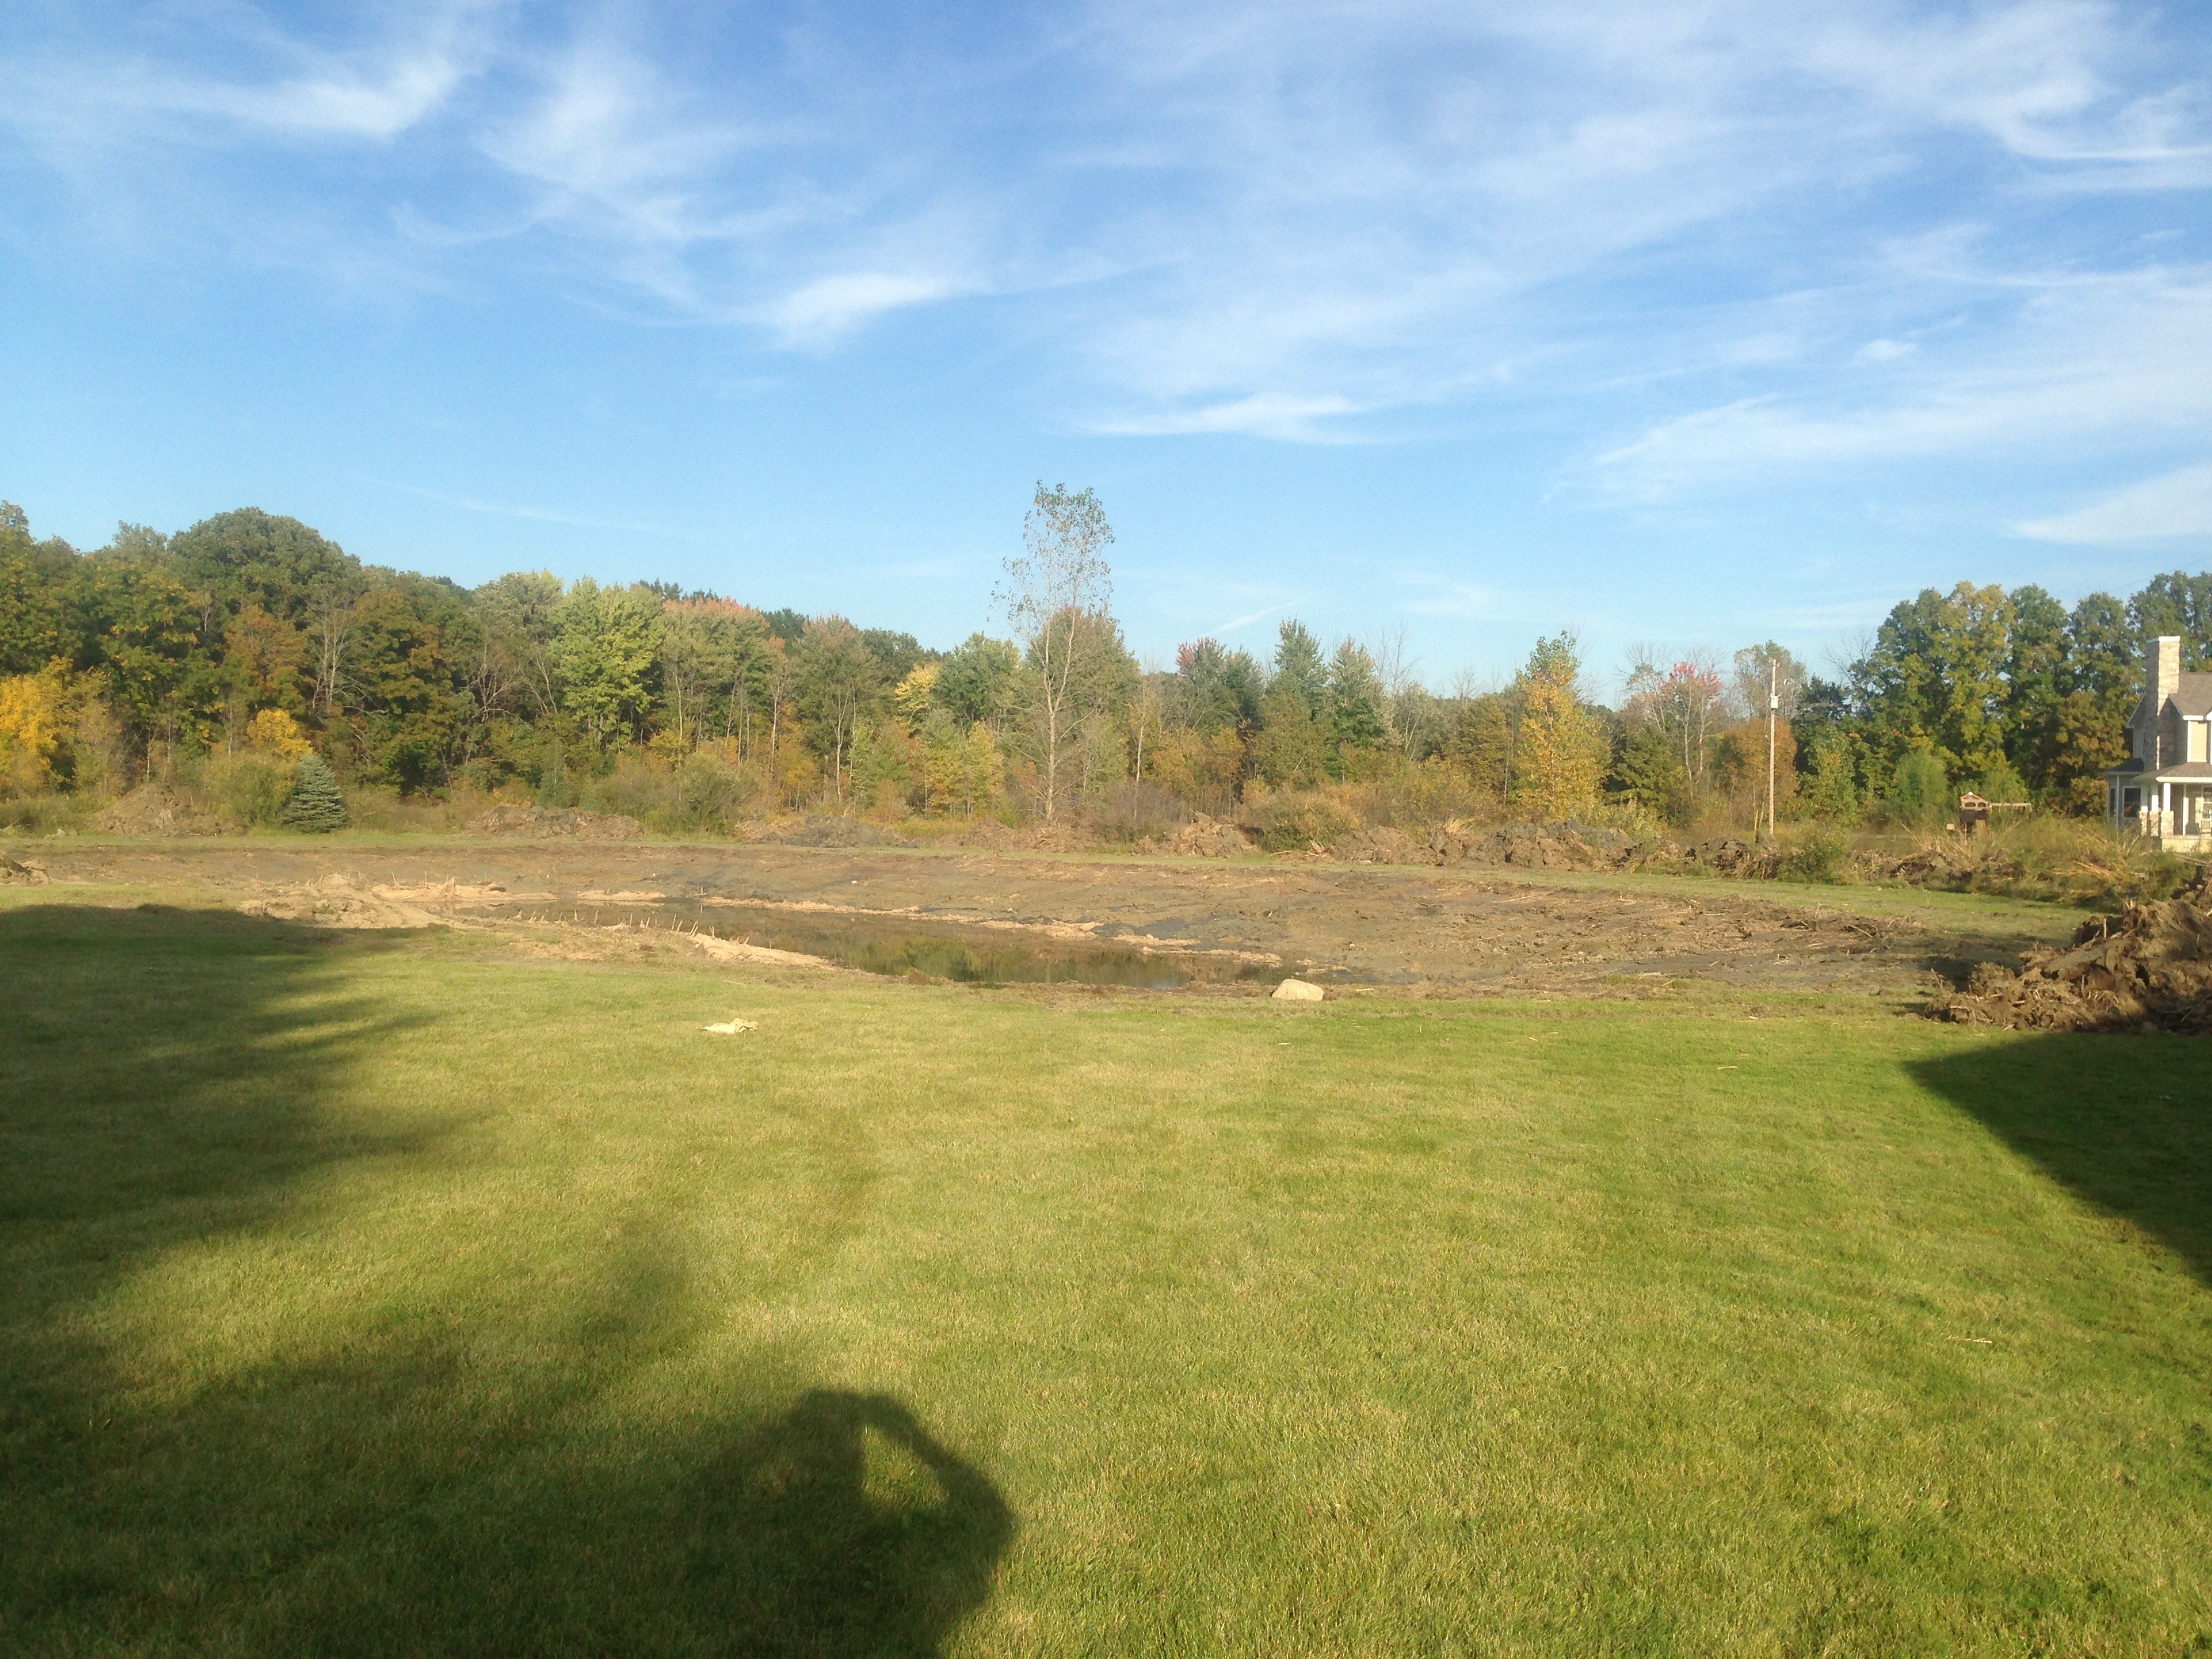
[{"left": 2109, "top": 777, "right": 2212, "bottom": 850}]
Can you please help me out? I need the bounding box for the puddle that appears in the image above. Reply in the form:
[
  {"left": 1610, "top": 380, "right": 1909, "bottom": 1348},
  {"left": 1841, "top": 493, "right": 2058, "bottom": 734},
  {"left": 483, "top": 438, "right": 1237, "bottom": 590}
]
[{"left": 504, "top": 899, "right": 1290, "bottom": 989}]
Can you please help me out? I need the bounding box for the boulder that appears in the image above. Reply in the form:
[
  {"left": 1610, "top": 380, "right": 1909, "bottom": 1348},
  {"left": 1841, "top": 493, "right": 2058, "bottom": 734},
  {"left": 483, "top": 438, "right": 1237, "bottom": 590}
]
[{"left": 1272, "top": 978, "right": 1327, "bottom": 1002}]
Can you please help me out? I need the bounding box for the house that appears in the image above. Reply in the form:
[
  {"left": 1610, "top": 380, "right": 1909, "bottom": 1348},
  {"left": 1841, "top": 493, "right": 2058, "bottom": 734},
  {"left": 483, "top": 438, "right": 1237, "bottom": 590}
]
[{"left": 2106, "top": 635, "right": 2212, "bottom": 848}]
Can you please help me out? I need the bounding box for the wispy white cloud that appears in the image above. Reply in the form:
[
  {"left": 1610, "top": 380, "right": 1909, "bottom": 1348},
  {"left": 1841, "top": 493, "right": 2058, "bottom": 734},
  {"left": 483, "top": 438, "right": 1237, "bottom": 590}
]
[
  {"left": 1209, "top": 600, "right": 1294, "bottom": 635},
  {"left": 363, "top": 476, "right": 704, "bottom": 544},
  {"left": 1092, "top": 393, "right": 1363, "bottom": 441},
  {"left": 7, "top": 9, "right": 480, "bottom": 150},
  {"left": 2018, "top": 459, "right": 2212, "bottom": 543},
  {"left": 136, "top": 47, "right": 468, "bottom": 140},
  {"left": 5, "top": 0, "right": 2206, "bottom": 475},
  {"left": 758, "top": 271, "right": 975, "bottom": 346},
  {"left": 1589, "top": 267, "right": 2212, "bottom": 496}
]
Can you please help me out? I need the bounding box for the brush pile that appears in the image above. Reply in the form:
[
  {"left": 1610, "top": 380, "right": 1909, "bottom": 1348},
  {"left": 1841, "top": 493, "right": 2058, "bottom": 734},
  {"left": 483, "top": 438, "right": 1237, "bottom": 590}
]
[{"left": 1937, "top": 871, "right": 2212, "bottom": 1033}]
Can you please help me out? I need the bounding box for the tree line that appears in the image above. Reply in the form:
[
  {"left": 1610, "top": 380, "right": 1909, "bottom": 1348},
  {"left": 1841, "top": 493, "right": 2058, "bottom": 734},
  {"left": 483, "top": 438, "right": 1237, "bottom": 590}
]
[{"left": 1, "top": 490, "right": 2202, "bottom": 833}]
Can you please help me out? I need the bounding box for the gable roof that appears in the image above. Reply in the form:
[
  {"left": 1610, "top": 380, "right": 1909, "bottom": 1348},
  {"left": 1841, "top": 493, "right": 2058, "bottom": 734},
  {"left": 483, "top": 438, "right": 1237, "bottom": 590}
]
[{"left": 2173, "top": 672, "right": 2212, "bottom": 718}]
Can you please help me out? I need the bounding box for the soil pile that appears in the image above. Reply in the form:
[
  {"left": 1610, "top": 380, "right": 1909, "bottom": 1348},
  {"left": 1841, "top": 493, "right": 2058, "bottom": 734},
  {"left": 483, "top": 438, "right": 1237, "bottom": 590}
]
[
  {"left": 466, "top": 804, "right": 644, "bottom": 840},
  {"left": 1431, "top": 821, "right": 1653, "bottom": 872},
  {"left": 1938, "top": 876, "right": 2212, "bottom": 1033},
  {"left": 1332, "top": 825, "right": 1426, "bottom": 865},
  {"left": 1688, "top": 838, "right": 1781, "bottom": 879},
  {"left": 1166, "top": 815, "right": 1254, "bottom": 858},
  {"left": 958, "top": 819, "right": 1085, "bottom": 853},
  {"left": 749, "top": 815, "right": 915, "bottom": 849},
  {"left": 96, "top": 782, "right": 230, "bottom": 836}
]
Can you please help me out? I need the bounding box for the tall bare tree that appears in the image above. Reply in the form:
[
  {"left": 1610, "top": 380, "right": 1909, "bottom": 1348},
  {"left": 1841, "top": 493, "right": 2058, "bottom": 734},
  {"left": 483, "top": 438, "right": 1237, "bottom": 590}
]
[{"left": 997, "top": 482, "right": 1114, "bottom": 822}]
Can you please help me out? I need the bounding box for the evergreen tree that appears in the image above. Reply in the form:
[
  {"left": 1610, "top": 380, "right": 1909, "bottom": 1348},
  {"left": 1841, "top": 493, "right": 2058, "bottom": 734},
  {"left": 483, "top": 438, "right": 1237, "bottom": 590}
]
[
  {"left": 280, "top": 753, "right": 348, "bottom": 832},
  {"left": 1323, "top": 639, "right": 1387, "bottom": 761},
  {"left": 1271, "top": 618, "right": 1328, "bottom": 718}
]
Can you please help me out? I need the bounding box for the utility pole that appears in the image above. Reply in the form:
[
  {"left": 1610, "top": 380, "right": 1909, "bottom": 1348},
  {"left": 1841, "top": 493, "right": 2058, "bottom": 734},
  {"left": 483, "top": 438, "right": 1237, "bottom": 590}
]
[{"left": 1765, "top": 659, "right": 1778, "bottom": 842}]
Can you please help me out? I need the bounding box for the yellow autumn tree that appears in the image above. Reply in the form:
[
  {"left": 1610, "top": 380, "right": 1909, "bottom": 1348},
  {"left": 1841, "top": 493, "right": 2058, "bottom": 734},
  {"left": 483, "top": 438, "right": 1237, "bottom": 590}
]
[
  {"left": 0, "top": 666, "right": 70, "bottom": 794},
  {"left": 892, "top": 662, "right": 941, "bottom": 732},
  {"left": 1510, "top": 633, "right": 1601, "bottom": 820},
  {"left": 246, "top": 707, "right": 314, "bottom": 759}
]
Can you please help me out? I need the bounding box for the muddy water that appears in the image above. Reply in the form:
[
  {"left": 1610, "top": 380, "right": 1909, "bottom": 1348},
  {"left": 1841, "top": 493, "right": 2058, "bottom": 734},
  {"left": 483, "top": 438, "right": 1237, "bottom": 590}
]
[{"left": 501, "top": 899, "right": 1296, "bottom": 989}]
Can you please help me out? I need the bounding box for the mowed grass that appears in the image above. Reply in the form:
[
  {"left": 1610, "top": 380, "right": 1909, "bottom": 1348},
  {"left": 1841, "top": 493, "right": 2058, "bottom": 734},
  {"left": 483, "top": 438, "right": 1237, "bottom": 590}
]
[{"left": 3, "top": 897, "right": 2209, "bottom": 1657}]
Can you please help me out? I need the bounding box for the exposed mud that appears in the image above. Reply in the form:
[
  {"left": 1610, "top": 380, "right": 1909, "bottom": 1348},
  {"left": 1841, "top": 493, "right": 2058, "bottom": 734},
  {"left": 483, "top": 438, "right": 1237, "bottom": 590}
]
[{"left": 17, "top": 838, "right": 2080, "bottom": 1002}]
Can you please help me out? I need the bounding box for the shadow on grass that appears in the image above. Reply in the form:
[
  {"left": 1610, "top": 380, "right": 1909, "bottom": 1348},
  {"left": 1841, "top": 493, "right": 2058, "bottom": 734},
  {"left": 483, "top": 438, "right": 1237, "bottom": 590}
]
[
  {"left": 1908, "top": 1032, "right": 2211, "bottom": 1288},
  {"left": 0, "top": 904, "right": 1010, "bottom": 1657}
]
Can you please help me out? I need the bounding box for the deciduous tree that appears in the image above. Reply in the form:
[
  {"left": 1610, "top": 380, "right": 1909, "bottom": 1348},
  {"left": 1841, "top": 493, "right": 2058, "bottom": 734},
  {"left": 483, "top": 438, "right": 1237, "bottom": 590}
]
[{"left": 997, "top": 483, "right": 1115, "bottom": 822}]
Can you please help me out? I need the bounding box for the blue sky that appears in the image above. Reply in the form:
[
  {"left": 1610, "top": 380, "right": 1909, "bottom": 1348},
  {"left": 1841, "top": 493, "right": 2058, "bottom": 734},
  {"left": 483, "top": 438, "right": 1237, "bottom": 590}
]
[{"left": 3, "top": 1, "right": 2207, "bottom": 692}]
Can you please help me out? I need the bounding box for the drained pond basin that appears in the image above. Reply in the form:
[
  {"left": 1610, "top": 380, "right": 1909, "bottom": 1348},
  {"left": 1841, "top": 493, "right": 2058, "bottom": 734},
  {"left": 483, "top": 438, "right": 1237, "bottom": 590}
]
[{"left": 519, "top": 898, "right": 1300, "bottom": 989}]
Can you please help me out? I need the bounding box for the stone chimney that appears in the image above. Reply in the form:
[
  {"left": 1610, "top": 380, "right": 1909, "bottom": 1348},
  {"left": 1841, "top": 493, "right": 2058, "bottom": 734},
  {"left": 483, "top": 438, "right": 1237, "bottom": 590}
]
[{"left": 2151, "top": 636, "right": 2182, "bottom": 765}]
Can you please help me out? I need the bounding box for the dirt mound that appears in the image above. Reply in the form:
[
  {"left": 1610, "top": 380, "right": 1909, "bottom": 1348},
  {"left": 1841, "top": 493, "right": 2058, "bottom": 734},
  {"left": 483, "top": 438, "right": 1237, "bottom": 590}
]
[
  {"left": 945, "top": 818, "right": 1082, "bottom": 853},
  {"left": 748, "top": 815, "right": 915, "bottom": 849},
  {"left": 1332, "top": 825, "right": 1427, "bottom": 865},
  {"left": 466, "top": 804, "right": 644, "bottom": 841},
  {"left": 1687, "top": 837, "right": 1780, "bottom": 879},
  {"left": 95, "top": 782, "right": 230, "bottom": 837},
  {"left": 1938, "top": 876, "right": 2212, "bottom": 1033},
  {"left": 1432, "top": 821, "right": 1651, "bottom": 872},
  {"left": 1166, "top": 814, "right": 1254, "bottom": 858}
]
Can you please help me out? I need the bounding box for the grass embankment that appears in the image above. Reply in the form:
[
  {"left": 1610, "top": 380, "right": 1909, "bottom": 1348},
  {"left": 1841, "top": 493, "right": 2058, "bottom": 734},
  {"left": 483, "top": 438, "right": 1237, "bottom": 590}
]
[{"left": 3, "top": 896, "right": 2208, "bottom": 1656}]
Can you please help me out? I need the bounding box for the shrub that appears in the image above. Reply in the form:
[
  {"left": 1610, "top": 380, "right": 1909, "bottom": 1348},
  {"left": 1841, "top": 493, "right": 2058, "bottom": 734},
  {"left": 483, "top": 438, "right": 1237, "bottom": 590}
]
[
  {"left": 202, "top": 752, "right": 300, "bottom": 827},
  {"left": 1090, "top": 779, "right": 1186, "bottom": 844},
  {"left": 1885, "top": 752, "right": 1948, "bottom": 830},
  {"left": 0, "top": 794, "right": 83, "bottom": 835},
  {"left": 280, "top": 755, "right": 348, "bottom": 832},
  {"left": 1248, "top": 789, "right": 1361, "bottom": 853},
  {"left": 581, "top": 746, "right": 764, "bottom": 835},
  {"left": 1777, "top": 825, "right": 1851, "bottom": 885}
]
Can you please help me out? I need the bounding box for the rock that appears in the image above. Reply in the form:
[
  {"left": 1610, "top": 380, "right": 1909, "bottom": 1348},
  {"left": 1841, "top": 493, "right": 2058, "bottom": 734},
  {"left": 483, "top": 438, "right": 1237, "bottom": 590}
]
[
  {"left": 0, "top": 853, "right": 50, "bottom": 885},
  {"left": 1272, "top": 978, "right": 1327, "bottom": 1002}
]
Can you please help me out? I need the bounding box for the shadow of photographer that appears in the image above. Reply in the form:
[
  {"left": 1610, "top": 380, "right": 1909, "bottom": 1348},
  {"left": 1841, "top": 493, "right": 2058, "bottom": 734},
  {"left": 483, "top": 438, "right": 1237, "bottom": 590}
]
[
  {"left": 1, "top": 903, "right": 1012, "bottom": 1656},
  {"left": 1906, "top": 1030, "right": 2209, "bottom": 1288}
]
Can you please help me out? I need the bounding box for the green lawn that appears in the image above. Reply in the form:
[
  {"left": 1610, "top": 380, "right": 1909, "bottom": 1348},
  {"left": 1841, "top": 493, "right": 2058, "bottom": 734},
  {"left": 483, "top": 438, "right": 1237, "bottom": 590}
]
[{"left": 3, "top": 896, "right": 2208, "bottom": 1657}]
